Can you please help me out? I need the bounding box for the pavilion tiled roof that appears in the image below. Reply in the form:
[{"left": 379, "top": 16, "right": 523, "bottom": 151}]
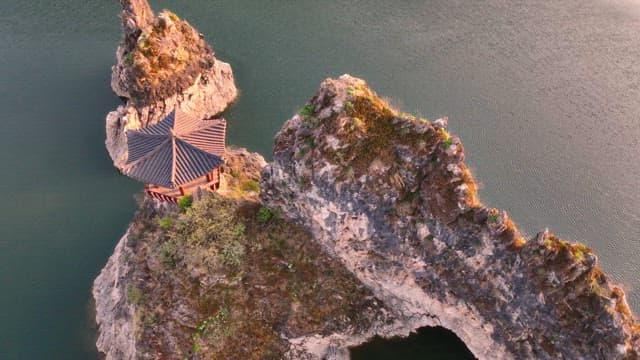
[{"left": 122, "top": 109, "right": 226, "bottom": 188}]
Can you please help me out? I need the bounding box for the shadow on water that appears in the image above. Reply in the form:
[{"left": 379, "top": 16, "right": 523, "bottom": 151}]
[{"left": 349, "top": 326, "right": 476, "bottom": 360}]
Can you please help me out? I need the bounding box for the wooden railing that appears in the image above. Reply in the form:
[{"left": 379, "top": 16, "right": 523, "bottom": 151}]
[{"left": 144, "top": 168, "right": 221, "bottom": 203}]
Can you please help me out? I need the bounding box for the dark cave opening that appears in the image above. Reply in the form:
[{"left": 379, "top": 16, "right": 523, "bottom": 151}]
[{"left": 349, "top": 326, "right": 476, "bottom": 360}]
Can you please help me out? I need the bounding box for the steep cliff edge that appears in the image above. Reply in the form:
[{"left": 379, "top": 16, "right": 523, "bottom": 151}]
[
  {"left": 105, "top": 0, "right": 237, "bottom": 168},
  {"left": 261, "top": 75, "right": 640, "bottom": 359},
  {"left": 93, "top": 148, "right": 396, "bottom": 360}
]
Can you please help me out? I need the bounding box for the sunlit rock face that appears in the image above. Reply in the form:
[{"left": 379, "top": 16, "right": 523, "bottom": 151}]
[
  {"left": 262, "top": 74, "right": 640, "bottom": 359},
  {"left": 105, "top": 0, "right": 237, "bottom": 169}
]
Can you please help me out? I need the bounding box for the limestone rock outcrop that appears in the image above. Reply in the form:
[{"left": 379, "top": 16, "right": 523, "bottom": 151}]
[
  {"left": 96, "top": 3, "right": 640, "bottom": 358},
  {"left": 93, "top": 148, "right": 395, "bottom": 360},
  {"left": 93, "top": 229, "right": 137, "bottom": 360},
  {"left": 105, "top": 0, "right": 237, "bottom": 169},
  {"left": 261, "top": 75, "right": 640, "bottom": 359}
]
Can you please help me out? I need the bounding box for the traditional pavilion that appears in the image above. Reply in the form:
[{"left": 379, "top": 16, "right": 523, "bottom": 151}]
[{"left": 123, "top": 108, "right": 226, "bottom": 203}]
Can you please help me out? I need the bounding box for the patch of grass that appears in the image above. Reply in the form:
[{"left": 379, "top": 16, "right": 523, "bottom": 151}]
[
  {"left": 352, "top": 117, "right": 364, "bottom": 130},
  {"left": 192, "top": 308, "right": 232, "bottom": 353},
  {"left": 439, "top": 128, "right": 453, "bottom": 148},
  {"left": 192, "top": 342, "right": 201, "bottom": 354},
  {"left": 221, "top": 240, "right": 244, "bottom": 266},
  {"left": 126, "top": 10, "right": 209, "bottom": 104},
  {"left": 207, "top": 309, "right": 231, "bottom": 336},
  {"left": 299, "top": 104, "right": 315, "bottom": 118},
  {"left": 158, "top": 216, "right": 173, "bottom": 229},
  {"left": 344, "top": 101, "right": 354, "bottom": 110},
  {"left": 125, "top": 51, "right": 135, "bottom": 66},
  {"left": 257, "top": 206, "right": 278, "bottom": 223},
  {"left": 440, "top": 128, "right": 451, "bottom": 140},
  {"left": 566, "top": 243, "right": 592, "bottom": 264},
  {"left": 233, "top": 223, "right": 245, "bottom": 236},
  {"left": 196, "top": 309, "right": 230, "bottom": 336},
  {"left": 166, "top": 11, "right": 180, "bottom": 22},
  {"left": 325, "top": 88, "right": 432, "bottom": 178},
  {"left": 160, "top": 240, "right": 179, "bottom": 268},
  {"left": 127, "top": 286, "right": 145, "bottom": 306},
  {"left": 173, "top": 46, "right": 189, "bottom": 62},
  {"left": 178, "top": 195, "right": 193, "bottom": 212},
  {"left": 488, "top": 213, "right": 500, "bottom": 223},
  {"left": 240, "top": 180, "right": 260, "bottom": 193},
  {"left": 334, "top": 94, "right": 413, "bottom": 175},
  {"left": 128, "top": 194, "right": 383, "bottom": 358}
]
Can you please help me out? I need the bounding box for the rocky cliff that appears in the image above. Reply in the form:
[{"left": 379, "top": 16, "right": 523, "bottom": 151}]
[
  {"left": 105, "top": 0, "right": 237, "bottom": 168},
  {"left": 95, "top": 1, "right": 640, "bottom": 359},
  {"left": 95, "top": 74, "right": 640, "bottom": 360},
  {"left": 261, "top": 75, "right": 640, "bottom": 359},
  {"left": 93, "top": 147, "right": 396, "bottom": 360}
]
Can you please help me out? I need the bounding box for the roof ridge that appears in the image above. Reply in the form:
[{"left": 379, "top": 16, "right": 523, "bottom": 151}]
[
  {"left": 173, "top": 138, "right": 224, "bottom": 185},
  {"left": 171, "top": 134, "right": 177, "bottom": 187},
  {"left": 174, "top": 137, "right": 224, "bottom": 160},
  {"left": 174, "top": 108, "right": 204, "bottom": 135},
  {"left": 122, "top": 136, "right": 172, "bottom": 170},
  {"left": 177, "top": 117, "right": 226, "bottom": 138}
]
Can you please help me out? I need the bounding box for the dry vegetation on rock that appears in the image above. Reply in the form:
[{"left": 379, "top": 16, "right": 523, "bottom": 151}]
[
  {"left": 121, "top": 158, "right": 386, "bottom": 359},
  {"left": 123, "top": 10, "right": 216, "bottom": 105}
]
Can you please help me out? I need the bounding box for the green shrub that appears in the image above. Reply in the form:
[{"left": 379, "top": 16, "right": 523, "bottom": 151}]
[
  {"left": 178, "top": 195, "right": 193, "bottom": 211},
  {"left": 299, "top": 104, "right": 315, "bottom": 117},
  {"left": 257, "top": 207, "right": 278, "bottom": 223},
  {"left": 443, "top": 138, "right": 453, "bottom": 148},
  {"left": 488, "top": 213, "right": 500, "bottom": 223},
  {"left": 125, "top": 51, "right": 135, "bottom": 66}
]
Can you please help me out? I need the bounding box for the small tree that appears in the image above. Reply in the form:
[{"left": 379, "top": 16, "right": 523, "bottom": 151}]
[{"left": 178, "top": 194, "right": 193, "bottom": 211}]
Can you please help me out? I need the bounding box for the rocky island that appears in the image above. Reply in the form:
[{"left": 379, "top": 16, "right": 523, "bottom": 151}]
[
  {"left": 93, "top": 1, "right": 640, "bottom": 359},
  {"left": 105, "top": 0, "right": 237, "bottom": 169}
]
